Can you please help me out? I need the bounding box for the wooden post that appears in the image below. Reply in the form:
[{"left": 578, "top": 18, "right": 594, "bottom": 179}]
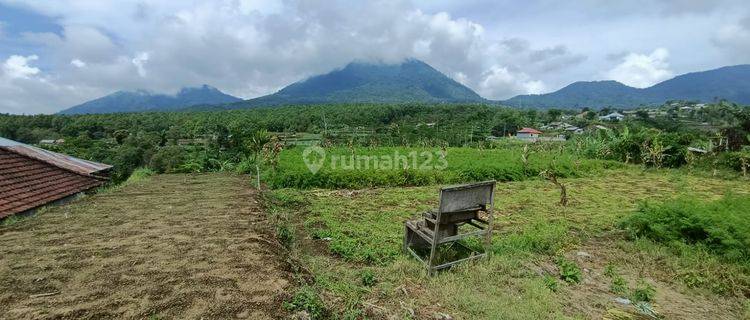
[{"left": 427, "top": 190, "right": 444, "bottom": 276}]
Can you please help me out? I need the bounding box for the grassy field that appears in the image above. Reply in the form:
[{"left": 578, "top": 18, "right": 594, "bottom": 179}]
[
  {"left": 268, "top": 146, "right": 623, "bottom": 189},
  {"left": 268, "top": 166, "right": 750, "bottom": 319},
  {"left": 0, "top": 173, "right": 292, "bottom": 319}
]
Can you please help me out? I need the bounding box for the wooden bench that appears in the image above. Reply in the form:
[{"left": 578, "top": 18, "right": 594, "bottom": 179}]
[{"left": 403, "top": 180, "right": 495, "bottom": 274}]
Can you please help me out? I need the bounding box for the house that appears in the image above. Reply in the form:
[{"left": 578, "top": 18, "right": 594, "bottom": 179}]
[
  {"left": 0, "top": 137, "right": 112, "bottom": 219},
  {"left": 565, "top": 126, "right": 584, "bottom": 134},
  {"left": 599, "top": 112, "right": 625, "bottom": 121},
  {"left": 516, "top": 127, "right": 542, "bottom": 139}
]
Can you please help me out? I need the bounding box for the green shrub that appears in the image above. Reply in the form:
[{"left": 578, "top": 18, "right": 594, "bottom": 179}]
[
  {"left": 543, "top": 275, "right": 559, "bottom": 292},
  {"left": 556, "top": 257, "right": 582, "bottom": 284},
  {"left": 235, "top": 158, "right": 257, "bottom": 174},
  {"left": 603, "top": 263, "right": 616, "bottom": 278},
  {"left": 620, "top": 195, "right": 750, "bottom": 263},
  {"left": 493, "top": 222, "right": 571, "bottom": 255},
  {"left": 360, "top": 270, "right": 376, "bottom": 287},
  {"left": 719, "top": 151, "right": 750, "bottom": 173},
  {"left": 276, "top": 223, "right": 295, "bottom": 248},
  {"left": 631, "top": 280, "right": 656, "bottom": 303},
  {"left": 283, "top": 286, "right": 327, "bottom": 319},
  {"left": 124, "top": 167, "right": 155, "bottom": 184},
  {"left": 611, "top": 275, "right": 629, "bottom": 295},
  {"left": 149, "top": 145, "right": 187, "bottom": 173}
]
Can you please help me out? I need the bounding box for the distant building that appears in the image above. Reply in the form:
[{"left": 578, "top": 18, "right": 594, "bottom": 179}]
[
  {"left": 39, "top": 139, "right": 65, "bottom": 145},
  {"left": 516, "top": 127, "right": 543, "bottom": 139},
  {"left": 599, "top": 112, "right": 625, "bottom": 121},
  {"left": 0, "top": 137, "right": 112, "bottom": 219},
  {"left": 565, "top": 126, "right": 584, "bottom": 134}
]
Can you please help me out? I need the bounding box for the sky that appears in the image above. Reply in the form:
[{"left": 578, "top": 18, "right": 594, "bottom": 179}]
[{"left": 0, "top": 0, "right": 748, "bottom": 114}]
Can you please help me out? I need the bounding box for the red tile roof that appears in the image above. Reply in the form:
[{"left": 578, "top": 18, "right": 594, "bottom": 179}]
[
  {"left": 0, "top": 148, "right": 106, "bottom": 218},
  {"left": 518, "top": 127, "right": 543, "bottom": 134},
  {"left": 0, "top": 137, "right": 112, "bottom": 177}
]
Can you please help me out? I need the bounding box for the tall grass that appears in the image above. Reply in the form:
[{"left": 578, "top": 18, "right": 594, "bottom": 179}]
[
  {"left": 268, "top": 146, "right": 622, "bottom": 189},
  {"left": 621, "top": 194, "right": 750, "bottom": 263}
]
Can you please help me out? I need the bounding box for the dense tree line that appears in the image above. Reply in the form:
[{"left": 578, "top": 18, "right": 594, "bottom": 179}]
[{"left": 1, "top": 102, "right": 748, "bottom": 182}]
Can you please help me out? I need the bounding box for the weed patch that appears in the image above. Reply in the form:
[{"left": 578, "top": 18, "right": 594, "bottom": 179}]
[
  {"left": 283, "top": 286, "right": 328, "bottom": 319},
  {"left": 620, "top": 194, "right": 750, "bottom": 263},
  {"left": 556, "top": 257, "right": 582, "bottom": 284}
]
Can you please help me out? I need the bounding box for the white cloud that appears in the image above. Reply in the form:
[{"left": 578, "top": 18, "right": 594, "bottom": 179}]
[
  {"left": 606, "top": 48, "right": 673, "bottom": 88},
  {"left": 523, "top": 80, "right": 546, "bottom": 94},
  {"left": 70, "top": 59, "right": 86, "bottom": 68},
  {"left": 478, "top": 65, "right": 546, "bottom": 98},
  {"left": 131, "top": 52, "right": 149, "bottom": 77},
  {"left": 2, "top": 55, "right": 41, "bottom": 79},
  {"left": 0, "top": 1, "right": 588, "bottom": 112},
  {"left": 0, "top": 54, "right": 100, "bottom": 114}
]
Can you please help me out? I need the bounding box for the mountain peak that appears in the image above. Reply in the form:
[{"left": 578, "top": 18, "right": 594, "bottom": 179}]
[
  {"left": 238, "top": 58, "right": 483, "bottom": 107},
  {"left": 59, "top": 85, "right": 241, "bottom": 114}
]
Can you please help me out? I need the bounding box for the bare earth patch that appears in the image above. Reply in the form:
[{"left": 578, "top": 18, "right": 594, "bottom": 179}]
[{"left": 0, "top": 173, "right": 292, "bottom": 319}]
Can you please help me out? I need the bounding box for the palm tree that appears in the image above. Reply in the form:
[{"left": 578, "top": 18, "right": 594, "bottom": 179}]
[{"left": 247, "top": 130, "right": 271, "bottom": 189}]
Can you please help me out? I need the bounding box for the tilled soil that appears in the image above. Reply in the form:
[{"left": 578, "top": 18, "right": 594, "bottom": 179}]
[{"left": 0, "top": 173, "right": 292, "bottom": 319}]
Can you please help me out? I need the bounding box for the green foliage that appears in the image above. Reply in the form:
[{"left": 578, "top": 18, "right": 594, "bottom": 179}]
[
  {"left": 149, "top": 146, "right": 187, "bottom": 173},
  {"left": 124, "top": 167, "right": 155, "bottom": 184},
  {"left": 276, "top": 223, "right": 295, "bottom": 248},
  {"left": 631, "top": 280, "right": 656, "bottom": 303},
  {"left": 359, "top": 270, "right": 376, "bottom": 287},
  {"left": 571, "top": 127, "right": 700, "bottom": 168},
  {"left": 269, "top": 146, "right": 619, "bottom": 189},
  {"left": 603, "top": 263, "right": 616, "bottom": 278},
  {"left": 493, "top": 221, "right": 571, "bottom": 256},
  {"left": 283, "top": 286, "right": 327, "bottom": 319},
  {"left": 543, "top": 275, "right": 559, "bottom": 292},
  {"left": 603, "top": 263, "right": 629, "bottom": 295},
  {"left": 611, "top": 275, "right": 629, "bottom": 296},
  {"left": 620, "top": 195, "right": 750, "bottom": 263},
  {"left": 719, "top": 151, "right": 750, "bottom": 173},
  {"left": 556, "top": 257, "right": 582, "bottom": 284}
]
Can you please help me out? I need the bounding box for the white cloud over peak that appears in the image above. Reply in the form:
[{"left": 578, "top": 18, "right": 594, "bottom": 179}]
[
  {"left": 606, "top": 48, "right": 673, "bottom": 88},
  {"left": 131, "top": 52, "right": 149, "bottom": 77}
]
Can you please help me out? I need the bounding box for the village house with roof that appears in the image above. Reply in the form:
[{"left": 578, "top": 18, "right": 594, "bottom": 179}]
[{"left": 0, "top": 137, "right": 112, "bottom": 218}]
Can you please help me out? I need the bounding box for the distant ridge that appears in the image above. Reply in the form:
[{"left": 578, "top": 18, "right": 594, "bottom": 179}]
[
  {"left": 59, "top": 85, "right": 241, "bottom": 114},
  {"left": 216, "top": 59, "right": 485, "bottom": 109},
  {"left": 503, "top": 64, "right": 750, "bottom": 108},
  {"left": 57, "top": 62, "right": 750, "bottom": 114}
]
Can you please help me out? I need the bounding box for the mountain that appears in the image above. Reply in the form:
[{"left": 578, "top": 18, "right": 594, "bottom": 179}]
[
  {"left": 59, "top": 85, "right": 241, "bottom": 114},
  {"left": 646, "top": 65, "right": 750, "bottom": 103},
  {"left": 504, "top": 80, "right": 644, "bottom": 109},
  {"left": 222, "top": 59, "right": 485, "bottom": 109},
  {"left": 504, "top": 64, "right": 750, "bottom": 109}
]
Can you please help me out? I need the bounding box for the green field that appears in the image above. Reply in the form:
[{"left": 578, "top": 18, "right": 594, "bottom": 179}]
[
  {"left": 265, "top": 149, "right": 750, "bottom": 319},
  {"left": 268, "top": 146, "right": 623, "bottom": 189}
]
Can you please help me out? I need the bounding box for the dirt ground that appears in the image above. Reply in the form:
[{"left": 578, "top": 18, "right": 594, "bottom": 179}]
[{"left": 0, "top": 173, "right": 293, "bottom": 319}]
